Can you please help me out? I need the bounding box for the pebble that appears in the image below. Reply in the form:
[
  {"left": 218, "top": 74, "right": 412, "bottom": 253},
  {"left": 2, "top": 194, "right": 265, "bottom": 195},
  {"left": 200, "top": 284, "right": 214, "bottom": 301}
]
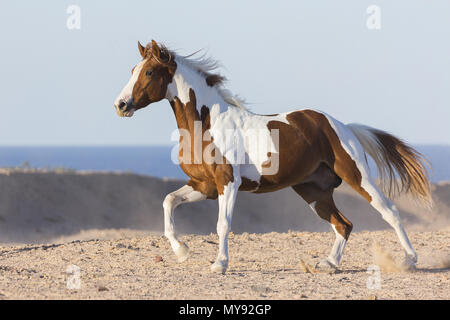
[{"left": 98, "top": 286, "right": 109, "bottom": 292}]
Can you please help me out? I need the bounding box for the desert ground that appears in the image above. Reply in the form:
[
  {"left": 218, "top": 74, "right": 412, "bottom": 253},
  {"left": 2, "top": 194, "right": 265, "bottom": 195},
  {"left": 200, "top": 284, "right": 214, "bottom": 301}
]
[{"left": 0, "top": 169, "right": 449, "bottom": 299}]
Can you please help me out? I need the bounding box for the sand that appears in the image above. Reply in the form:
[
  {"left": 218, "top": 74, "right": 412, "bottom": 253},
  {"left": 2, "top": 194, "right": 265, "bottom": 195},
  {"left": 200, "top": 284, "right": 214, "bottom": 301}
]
[
  {"left": 0, "top": 170, "right": 448, "bottom": 299},
  {"left": 0, "top": 230, "right": 448, "bottom": 300}
]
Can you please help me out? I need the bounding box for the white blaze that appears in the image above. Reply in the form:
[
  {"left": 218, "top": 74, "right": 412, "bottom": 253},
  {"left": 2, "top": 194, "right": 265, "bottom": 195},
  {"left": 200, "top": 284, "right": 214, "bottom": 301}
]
[{"left": 114, "top": 60, "right": 146, "bottom": 107}]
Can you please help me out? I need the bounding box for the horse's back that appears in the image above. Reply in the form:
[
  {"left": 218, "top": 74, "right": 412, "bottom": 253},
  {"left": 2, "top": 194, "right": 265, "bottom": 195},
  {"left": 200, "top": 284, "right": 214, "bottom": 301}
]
[{"left": 242, "top": 109, "right": 339, "bottom": 193}]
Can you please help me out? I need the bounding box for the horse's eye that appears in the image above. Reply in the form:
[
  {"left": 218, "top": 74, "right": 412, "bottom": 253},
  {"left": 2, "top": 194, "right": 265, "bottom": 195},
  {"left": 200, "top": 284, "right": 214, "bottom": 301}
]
[{"left": 146, "top": 70, "right": 153, "bottom": 77}]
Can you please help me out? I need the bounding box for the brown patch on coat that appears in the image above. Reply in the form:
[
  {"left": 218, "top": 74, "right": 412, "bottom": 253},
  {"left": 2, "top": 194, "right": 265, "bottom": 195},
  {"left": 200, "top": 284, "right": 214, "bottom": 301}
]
[
  {"left": 253, "top": 111, "right": 324, "bottom": 193},
  {"left": 296, "top": 110, "right": 372, "bottom": 203},
  {"left": 131, "top": 41, "right": 177, "bottom": 110},
  {"left": 292, "top": 183, "right": 353, "bottom": 239},
  {"left": 239, "top": 177, "right": 260, "bottom": 191},
  {"left": 233, "top": 110, "right": 372, "bottom": 205},
  {"left": 215, "top": 166, "right": 234, "bottom": 195},
  {"left": 200, "top": 105, "right": 211, "bottom": 128},
  {"left": 253, "top": 110, "right": 372, "bottom": 202},
  {"left": 261, "top": 152, "right": 273, "bottom": 169},
  {"left": 169, "top": 89, "right": 234, "bottom": 198}
]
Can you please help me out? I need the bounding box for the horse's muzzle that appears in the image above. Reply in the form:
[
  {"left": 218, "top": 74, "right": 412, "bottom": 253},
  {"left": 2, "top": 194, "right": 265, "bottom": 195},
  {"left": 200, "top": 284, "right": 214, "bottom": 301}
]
[{"left": 115, "top": 100, "right": 135, "bottom": 117}]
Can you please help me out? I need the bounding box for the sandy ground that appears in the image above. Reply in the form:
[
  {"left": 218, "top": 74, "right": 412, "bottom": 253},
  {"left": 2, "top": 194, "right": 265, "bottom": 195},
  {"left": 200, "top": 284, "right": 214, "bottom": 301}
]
[
  {"left": 0, "top": 230, "right": 448, "bottom": 300},
  {"left": 0, "top": 170, "right": 448, "bottom": 299}
]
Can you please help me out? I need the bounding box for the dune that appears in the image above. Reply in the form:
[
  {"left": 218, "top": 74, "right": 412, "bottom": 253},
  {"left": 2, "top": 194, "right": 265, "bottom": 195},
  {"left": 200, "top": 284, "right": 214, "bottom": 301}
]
[
  {"left": 0, "top": 169, "right": 448, "bottom": 300},
  {"left": 0, "top": 169, "right": 448, "bottom": 244}
]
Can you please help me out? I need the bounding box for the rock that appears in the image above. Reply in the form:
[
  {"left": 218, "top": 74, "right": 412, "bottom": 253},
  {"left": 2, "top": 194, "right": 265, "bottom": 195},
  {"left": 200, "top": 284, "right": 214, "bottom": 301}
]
[
  {"left": 98, "top": 286, "right": 109, "bottom": 292},
  {"left": 250, "top": 285, "right": 271, "bottom": 294}
]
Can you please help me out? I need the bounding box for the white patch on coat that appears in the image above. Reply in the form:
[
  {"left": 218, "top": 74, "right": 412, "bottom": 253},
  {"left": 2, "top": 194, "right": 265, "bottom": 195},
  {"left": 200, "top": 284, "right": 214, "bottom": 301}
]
[
  {"left": 319, "top": 111, "right": 380, "bottom": 201},
  {"left": 209, "top": 108, "right": 289, "bottom": 182},
  {"left": 167, "top": 55, "right": 246, "bottom": 110},
  {"left": 166, "top": 57, "right": 290, "bottom": 187}
]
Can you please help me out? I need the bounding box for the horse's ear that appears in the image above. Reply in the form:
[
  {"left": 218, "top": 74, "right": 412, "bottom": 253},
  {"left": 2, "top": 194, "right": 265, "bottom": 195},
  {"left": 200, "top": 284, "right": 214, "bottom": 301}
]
[
  {"left": 138, "top": 41, "right": 146, "bottom": 58},
  {"left": 151, "top": 40, "right": 161, "bottom": 58}
]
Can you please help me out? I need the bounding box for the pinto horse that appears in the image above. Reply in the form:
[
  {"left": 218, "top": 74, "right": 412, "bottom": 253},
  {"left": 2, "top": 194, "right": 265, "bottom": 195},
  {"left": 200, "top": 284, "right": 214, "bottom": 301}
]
[{"left": 114, "top": 40, "right": 431, "bottom": 274}]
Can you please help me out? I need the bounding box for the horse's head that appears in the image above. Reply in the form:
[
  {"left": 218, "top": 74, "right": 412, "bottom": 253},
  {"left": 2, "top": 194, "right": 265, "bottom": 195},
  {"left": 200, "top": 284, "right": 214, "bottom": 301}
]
[{"left": 114, "top": 40, "right": 177, "bottom": 117}]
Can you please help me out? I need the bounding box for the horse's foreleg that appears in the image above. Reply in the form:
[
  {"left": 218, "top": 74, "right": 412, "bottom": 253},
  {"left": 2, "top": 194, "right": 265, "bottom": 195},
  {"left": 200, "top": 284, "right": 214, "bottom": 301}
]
[
  {"left": 163, "top": 184, "right": 206, "bottom": 262},
  {"left": 211, "top": 178, "right": 240, "bottom": 274}
]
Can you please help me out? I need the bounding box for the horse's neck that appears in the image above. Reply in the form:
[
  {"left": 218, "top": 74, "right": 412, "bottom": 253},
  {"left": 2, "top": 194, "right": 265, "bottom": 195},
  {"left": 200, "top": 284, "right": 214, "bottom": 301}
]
[{"left": 166, "top": 61, "right": 230, "bottom": 117}]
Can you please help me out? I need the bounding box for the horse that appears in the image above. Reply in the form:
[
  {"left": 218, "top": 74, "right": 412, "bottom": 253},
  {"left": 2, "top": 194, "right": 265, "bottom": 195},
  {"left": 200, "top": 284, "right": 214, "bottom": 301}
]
[{"left": 114, "top": 40, "right": 431, "bottom": 274}]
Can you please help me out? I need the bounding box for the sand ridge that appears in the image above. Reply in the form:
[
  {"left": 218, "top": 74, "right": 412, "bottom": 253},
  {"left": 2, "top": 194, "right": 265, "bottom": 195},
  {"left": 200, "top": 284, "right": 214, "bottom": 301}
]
[
  {"left": 0, "top": 170, "right": 448, "bottom": 244},
  {"left": 0, "top": 170, "right": 448, "bottom": 299}
]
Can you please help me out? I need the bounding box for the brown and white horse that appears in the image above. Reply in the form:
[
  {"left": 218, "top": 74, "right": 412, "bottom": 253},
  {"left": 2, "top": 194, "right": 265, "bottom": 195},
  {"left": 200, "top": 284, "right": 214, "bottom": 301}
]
[{"left": 114, "top": 40, "right": 431, "bottom": 274}]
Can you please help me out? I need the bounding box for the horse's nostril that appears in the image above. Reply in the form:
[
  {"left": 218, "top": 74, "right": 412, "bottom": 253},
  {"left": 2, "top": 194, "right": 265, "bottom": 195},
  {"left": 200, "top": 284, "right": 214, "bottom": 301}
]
[{"left": 118, "top": 101, "right": 127, "bottom": 110}]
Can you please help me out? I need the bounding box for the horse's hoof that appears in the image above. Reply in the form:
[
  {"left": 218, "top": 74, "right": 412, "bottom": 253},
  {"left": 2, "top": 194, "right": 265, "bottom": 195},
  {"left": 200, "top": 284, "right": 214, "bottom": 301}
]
[
  {"left": 407, "top": 252, "right": 418, "bottom": 264},
  {"left": 315, "top": 258, "right": 338, "bottom": 273},
  {"left": 210, "top": 261, "right": 227, "bottom": 274},
  {"left": 401, "top": 257, "right": 417, "bottom": 271},
  {"left": 175, "top": 242, "right": 189, "bottom": 263}
]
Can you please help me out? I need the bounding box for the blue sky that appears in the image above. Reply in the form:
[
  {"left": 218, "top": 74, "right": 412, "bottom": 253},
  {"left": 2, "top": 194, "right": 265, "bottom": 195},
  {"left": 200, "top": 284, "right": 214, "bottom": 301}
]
[{"left": 0, "top": 1, "right": 449, "bottom": 145}]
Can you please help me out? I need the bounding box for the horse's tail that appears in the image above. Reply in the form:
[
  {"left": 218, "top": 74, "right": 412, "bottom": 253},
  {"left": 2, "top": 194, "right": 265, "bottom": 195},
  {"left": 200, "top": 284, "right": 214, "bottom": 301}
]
[{"left": 347, "top": 123, "right": 432, "bottom": 206}]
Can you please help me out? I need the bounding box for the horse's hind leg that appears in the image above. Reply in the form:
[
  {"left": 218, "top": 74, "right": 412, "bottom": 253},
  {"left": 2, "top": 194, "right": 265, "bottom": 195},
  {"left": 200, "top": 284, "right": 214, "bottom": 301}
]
[
  {"left": 333, "top": 155, "right": 417, "bottom": 265},
  {"left": 292, "top": 183, "right": 353, "bottom": 270},
  {"left": 163, "top": 184, "right": 207, "bottom": 262}
]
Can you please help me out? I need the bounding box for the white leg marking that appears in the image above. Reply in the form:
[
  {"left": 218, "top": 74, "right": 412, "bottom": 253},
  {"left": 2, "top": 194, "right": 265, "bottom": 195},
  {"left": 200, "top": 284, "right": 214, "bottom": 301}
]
[
  {"left": 322, "top": 112, "right": 417, "bottom": 263},
  {"left": 310, "top": 202, "right": 347, "bottom": 267},
  {"left": 163, "top": 185, "right": 206, "bottom": 262},
  {"left": 211, "top": 177, "right": 241, "bottom": 274},
  {"left": 327, "top": 225, "right": 347, "bottom": 266},
  {"left": 367, "top": 187, "right": 417, "bottom": 262}
]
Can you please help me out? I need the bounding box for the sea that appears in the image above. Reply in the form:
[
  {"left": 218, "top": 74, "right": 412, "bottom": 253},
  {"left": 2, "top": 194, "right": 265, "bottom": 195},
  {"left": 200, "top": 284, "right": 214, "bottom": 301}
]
[
  {"left": 0, "top": 146, "right": 186, "bottom": 179},
  {"left": 0, "top": 145, "right": 449, "bottom": 182}
]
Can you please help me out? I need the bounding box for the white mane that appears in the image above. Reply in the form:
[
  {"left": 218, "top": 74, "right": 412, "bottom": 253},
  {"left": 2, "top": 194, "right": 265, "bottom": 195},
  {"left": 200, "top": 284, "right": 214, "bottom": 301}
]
[{"left": 172, "top": 50, "right": 248, "bottom": 111}]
